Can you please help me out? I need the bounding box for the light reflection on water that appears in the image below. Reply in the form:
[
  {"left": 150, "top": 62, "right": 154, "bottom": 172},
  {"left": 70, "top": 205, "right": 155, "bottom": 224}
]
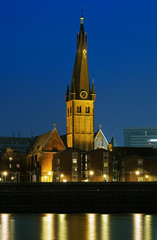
[
  {"left": 133, "top": 214, "right": 143, "bottom": 240},
  {"left": 0, "top": 213, "right": 156, "bottom": 240}
]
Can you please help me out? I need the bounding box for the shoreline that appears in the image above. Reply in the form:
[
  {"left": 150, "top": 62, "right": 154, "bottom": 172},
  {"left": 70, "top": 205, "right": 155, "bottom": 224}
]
[{"left": 0, "top": 182, "right": 157, "bottom": 213}]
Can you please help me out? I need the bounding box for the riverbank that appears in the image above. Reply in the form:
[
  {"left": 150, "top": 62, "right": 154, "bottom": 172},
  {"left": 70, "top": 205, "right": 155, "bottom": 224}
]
[{"left": 0, "top": 182, "right": 157, "bottom": 213}]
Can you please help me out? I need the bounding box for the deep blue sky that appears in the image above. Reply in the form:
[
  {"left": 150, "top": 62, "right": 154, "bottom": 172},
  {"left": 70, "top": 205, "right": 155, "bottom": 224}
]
[{"left": 0, "top": 0, "right": 157, "bottom": 146}]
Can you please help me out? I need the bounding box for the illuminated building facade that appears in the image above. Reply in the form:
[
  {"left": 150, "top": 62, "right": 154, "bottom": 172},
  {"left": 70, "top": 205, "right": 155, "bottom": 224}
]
[
  {"left": 111, "top": 147, "right": 157, "bottom": 182},
  {"left": 52, "top": 15, "right": 112, "bottom": 182},
  {"left": 26, "top": 16, "right": 157, "bottom": 183},
  {"left": 124, "top": 127, "right": 157, "bottom": 148},
  {"left": 66, "top": 15, "right": 95, "bottom": 151},
  {"left": 53, "top": 148, "right": 112, "bottom": 182},
  {"left": 27, "top": 125, "right": 66, "bottom": 182}
]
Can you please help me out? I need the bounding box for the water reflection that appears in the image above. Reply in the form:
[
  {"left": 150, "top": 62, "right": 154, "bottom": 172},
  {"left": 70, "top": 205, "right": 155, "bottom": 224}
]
[
  {"left": 133, "top": 214, "right": 152, "bottom": 240},
  {"left": 1, "top": 214, "right": 9, "bottom": 240},
  {"left": 0, "top": 213, "right": 155, "bottom": 240},
  {"left": 58, "top": 214, "right": 67, "bottom": 240},
  {"left": 101, "top": 214, "right": 110, "bottom": 240},
  {"left": 41, "top": 214, "right": 53, "bottom": 239},
  {"left": 88, "top": 214, "right": 96, "bottom": 240},
  {"left": 144, "top": 215, "right": 152, "bottom": 240},
  {"left": 133, "top": 214, "right": 143, "bottom": 240},
  {"left": 0, "top": 214, "right": 14, "bottom": 240}
]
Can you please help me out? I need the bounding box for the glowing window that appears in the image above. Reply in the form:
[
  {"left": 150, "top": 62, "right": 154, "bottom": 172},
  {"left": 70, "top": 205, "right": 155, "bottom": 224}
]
[
  {"left": 138, "top": 159, "right": 143, "bottom": 165},
  {"left": 104, "top": 163, "right": 108, "bottom": 167},
  {"left": 73, "top": 159, "right": 77, "bottom": 164}
]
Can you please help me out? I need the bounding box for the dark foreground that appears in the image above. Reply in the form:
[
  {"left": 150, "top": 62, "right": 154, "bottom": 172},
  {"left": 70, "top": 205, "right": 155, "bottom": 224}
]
[{"left": 0, "top": 182, "right": 157, "bottom": 213}]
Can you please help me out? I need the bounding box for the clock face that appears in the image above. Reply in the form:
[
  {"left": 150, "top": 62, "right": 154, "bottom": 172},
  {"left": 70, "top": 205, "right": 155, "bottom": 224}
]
[
  {"left": 80, "top": 90, "right": 88, "bottom": 99},
  {"left": 83, "top": 49, "right": 87, "bottom": 54}
]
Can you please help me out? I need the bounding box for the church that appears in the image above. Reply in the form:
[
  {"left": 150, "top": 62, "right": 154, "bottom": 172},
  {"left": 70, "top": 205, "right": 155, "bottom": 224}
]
[
  {"left": 27, "top": 15, "right": 111, "bottom": 182},
  {"left": 1, "top": 14, "right": 157, "bottom": 183}
]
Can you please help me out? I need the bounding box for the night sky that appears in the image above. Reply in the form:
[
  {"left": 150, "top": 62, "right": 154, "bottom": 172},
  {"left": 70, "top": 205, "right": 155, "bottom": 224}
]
[{"left": 0, "top": 0, "right": 157, "bottom": 146}]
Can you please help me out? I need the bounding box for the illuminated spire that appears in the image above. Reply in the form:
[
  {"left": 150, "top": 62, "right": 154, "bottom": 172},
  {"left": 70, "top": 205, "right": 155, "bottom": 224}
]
[{"left": 70, "top": 14, "right": 89, "bottom": 99}]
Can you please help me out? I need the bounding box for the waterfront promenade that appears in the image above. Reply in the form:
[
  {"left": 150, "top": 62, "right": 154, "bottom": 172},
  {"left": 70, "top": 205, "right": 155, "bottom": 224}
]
[{"left": 0, "top": 182, "right": 157, "bottom": 213}]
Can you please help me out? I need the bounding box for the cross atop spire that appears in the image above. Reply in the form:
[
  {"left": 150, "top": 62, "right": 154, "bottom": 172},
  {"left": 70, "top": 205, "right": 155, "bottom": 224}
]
[
  {"left": 53, "top": 123, "right": 56, "bottom": 129},
  {"left": 80, "top": 8, "right": 84, "bottom": 24}
]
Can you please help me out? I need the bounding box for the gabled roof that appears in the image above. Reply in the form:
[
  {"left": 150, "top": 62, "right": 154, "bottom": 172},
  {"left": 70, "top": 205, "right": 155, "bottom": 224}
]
[
  {"left": 28, "top": 131, "right": 51, "bottom": 155},
  {"left": 94, "top": 128, "right": 109, "bottom": 145},
  {"left": 28, "top": 127, "right": 66, "bottom": 155}
]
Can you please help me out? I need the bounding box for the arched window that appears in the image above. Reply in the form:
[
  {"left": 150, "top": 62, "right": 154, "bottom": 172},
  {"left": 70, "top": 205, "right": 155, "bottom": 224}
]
[
  {"left": 77, "top": 106, "right": 81, "bottom": 113},
  {"left": 86, "top": 107, "right": 90, "bottom": 113}
]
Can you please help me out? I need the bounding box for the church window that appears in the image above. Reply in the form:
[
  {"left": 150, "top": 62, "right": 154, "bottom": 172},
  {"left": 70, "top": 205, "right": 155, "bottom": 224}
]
[
  {"left": 68, "top": 108, "right": 69, "bottom": 115},
  {"left": 77, "top": 106, "right": 81, "bottom": 113},
  {"left": 70, "top": 107, "right": 72, "bottom": 114},
  {"left": 86, "top": 107, "right": 90, "bottom": 113}
]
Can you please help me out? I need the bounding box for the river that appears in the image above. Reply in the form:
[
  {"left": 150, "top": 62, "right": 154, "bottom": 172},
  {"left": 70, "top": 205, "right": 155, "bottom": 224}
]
[{"left": 0, "top": 213, "right": 156, "bottom": 240}]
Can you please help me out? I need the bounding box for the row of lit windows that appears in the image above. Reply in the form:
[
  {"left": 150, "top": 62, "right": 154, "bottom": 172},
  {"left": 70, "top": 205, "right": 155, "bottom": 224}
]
[{"left": 9, "top": 163, "right": 20, "bottom": 169}]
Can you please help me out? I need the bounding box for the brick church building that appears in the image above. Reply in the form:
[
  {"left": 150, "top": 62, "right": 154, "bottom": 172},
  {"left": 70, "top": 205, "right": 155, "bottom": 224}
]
[
  {"left": 27, "top": 15, "right": 111, "bottom": 182},
  {"left": 27, "top": 15, "right": 157, "bottom": 183}
]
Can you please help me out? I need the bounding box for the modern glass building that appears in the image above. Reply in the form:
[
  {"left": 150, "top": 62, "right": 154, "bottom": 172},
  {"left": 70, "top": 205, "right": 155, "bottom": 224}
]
[
  {"left": 124, "top": 127, "right": 157, "bottom": 148},
  {"left": 0, "top": 137, "right": 32, "bottom": 152}
]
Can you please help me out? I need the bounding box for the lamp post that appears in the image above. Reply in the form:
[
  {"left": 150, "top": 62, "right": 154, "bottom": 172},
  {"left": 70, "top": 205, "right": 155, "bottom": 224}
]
[
  {"left": 89, "top": 170, "right": 94, "bottom": 182},
  {"left": 60, "top": 173, "right": 64, "bottom": 182},
  {"left": 3, "top": 171, "right": 8, "bottom": 182},
  {"left": 103, "top": 174, "right": 107, "bottom": 182},
  {"left": 135, "top": 170, "right": 140, "bottom": 182},
  {"left": 48, "top": 171, "right": 52, "bottom": 182}
]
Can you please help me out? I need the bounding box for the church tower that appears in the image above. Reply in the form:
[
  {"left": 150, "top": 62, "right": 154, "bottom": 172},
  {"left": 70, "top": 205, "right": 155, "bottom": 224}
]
[{"left": 66, "top": 15, "right": 96, "bottom": 151}]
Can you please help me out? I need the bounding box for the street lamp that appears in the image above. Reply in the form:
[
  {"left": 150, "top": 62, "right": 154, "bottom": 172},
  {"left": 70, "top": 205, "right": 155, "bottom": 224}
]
[
  {"left": 146, "top": 175, "right": 149, "bottom": 181},
  {"left": 48, "top": 171, "right": 52, "bottom": 182},
  {"left": 44, "top": 175, "right": 47, "bottom": 182},
  {"left": 3, "top": 171, "right": 8, "bottom": 182},
  {"left": 135, "top": 171, "right": 140, "bottom": 176},
  {"left": 89, "top": 170, "right": 94, "bottom": 182},
  {"left": 60, "top": 173, "right": 64, "bottom": 182},
  {"left": 103, "top": 174, "right": 108, "bottom": 182}
]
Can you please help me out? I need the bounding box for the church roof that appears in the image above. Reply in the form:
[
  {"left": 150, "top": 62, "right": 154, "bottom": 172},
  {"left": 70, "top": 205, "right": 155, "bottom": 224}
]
[
  {"left": 28, "top": 127, "right": 66, "bottom": 155},
  {"left": 28, "top": 131, "right": 51, "bottom": 155}
]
